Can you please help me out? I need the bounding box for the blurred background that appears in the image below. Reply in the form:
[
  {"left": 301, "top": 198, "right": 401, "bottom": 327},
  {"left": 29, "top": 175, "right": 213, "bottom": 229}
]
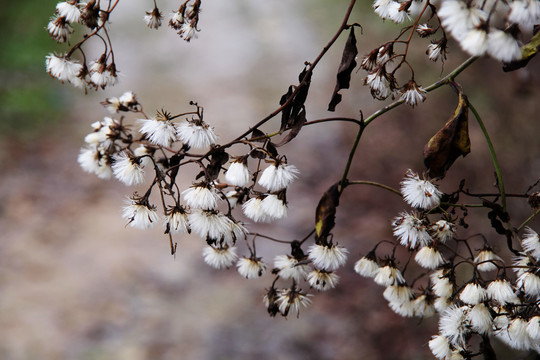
[{"left": 1, "top": 1, "right": 539, "bottom": 359}]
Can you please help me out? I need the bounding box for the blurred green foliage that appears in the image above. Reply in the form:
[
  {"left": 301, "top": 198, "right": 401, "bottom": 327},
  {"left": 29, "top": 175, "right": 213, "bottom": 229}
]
[{"left": 0, "top": 1, "right": 67, "bottom": 139}]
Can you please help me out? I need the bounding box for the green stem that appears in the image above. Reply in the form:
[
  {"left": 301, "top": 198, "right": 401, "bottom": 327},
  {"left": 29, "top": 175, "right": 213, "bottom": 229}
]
[
  {"left": 517, "top": 208, "right": 540, "bottom": 232},
  {"left": 348, "top": 180, "right": 402, "bottom": 196},
  {"left": 467, "top": 100, "right": 506, "bottom": 211}
]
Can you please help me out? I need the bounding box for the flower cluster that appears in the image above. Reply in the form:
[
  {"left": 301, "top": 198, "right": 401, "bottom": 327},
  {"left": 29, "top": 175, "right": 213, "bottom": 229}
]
[
  {"left": 46, "top": 0, "right": 204, "bottom": 90},
  {"left": 355, "top": 170, "right": 540, "bottom": 357}
]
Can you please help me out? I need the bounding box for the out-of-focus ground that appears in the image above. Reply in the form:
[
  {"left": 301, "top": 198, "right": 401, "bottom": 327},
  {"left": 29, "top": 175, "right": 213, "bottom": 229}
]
[{"left": 1, "top": 1, "right": 540, "bottom": 359}]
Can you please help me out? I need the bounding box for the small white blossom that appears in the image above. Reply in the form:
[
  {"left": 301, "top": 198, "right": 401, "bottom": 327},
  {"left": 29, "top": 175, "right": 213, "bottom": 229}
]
[
  {"left": 389, "top": 299, "right": 415, "bottom": 317},
  {"left": 413, "top": 294, "right": 436, "bottom": 318},
  {"left": 144, "top": 7, "right": 162, "bottom": 29},
  {"left": 261, "top": 194, "right": 288, "bottom": 220},
  {"left": 56, "top": 1, "right": 82, "bottom": 23},
  {"left": 165, "top": 207, "right": 190, "bottom": 234},
  {"left": 182, "top": 183, "right": 219, "bottom": 210},
  {"left": 122, "top": 200, "right": 159, "bottom": 229},
  {"left": 487, "top": 30, "right": 522, "bottom": 63},
  {"left": 258, "top": 162, "right": 299, "bottom": 192},
  {"left": 434, "top": 297, "right": 452, "bottom": 313},
  {"left": 527, "top": 316, "right": 540, "bottom": 340},
  {"left": 276, "top": 287, "right": 312, "bottom": 317},
  {"left": 225, "top": 158, "right": 250, "bottom": 187},
  {"left": 112, "top": 152, "right": 145, "bottom": 186},
  {"left": 307, "top": 270, "right": 339, "bottom": 291},
  {"left": 513, "top": 254, "right": 532, "bottom": 277},
  {"left": 399, "top": 81, "right": 426, "bottom": 107},
  {"left": 133, "top": 145, "right": 154, "bottom": 169},
  {"left": 468, "top": 303, "right": 493, "bottom": 334},
  {"left": 188, "top": 209, "right": 232, "bottom": 241},
  {"left": 426, "top": 39, "right": 448, "bottom": 62},
  {"left": 383, "top": 284, "right": 414, "bottom": 304},
  {"left": 459, "top": 282, "right": 486, "bottom": 305},
  {"left": 273, "top": 255, "right": 309, "bottom": 282},
  {"left": 388, "top": 1, "right": 411, "bottom": 23},
  {"left": 45, "top": 53, "right": 83, "bottom": 83},
  {"left": 505, "top": 318, "right": 533, "bottom": 351},
  {"left": 428, "top": 335, "right": 451, "bottom": 360},
  {"left": 415, "top": 246, "right": 445, "bottom": 269},
  {"left": 401, "top": 170, "right": 442, "bottom": 210},
  {"left": 138, "top": 118, "right": 177, "bottom": 147},
  {"left": 220, "top": 220, "right": 248, "bottom": 247},
  {"left": 242, "top": 197, "right": 270, "bottom": 223},
  {"left": 354, "top": 255, "right": 379, "bottom": 277},
  {"left": 508, "top": 0, "right": 540, "bottom": 29},
  {"left": 516, "top": 271, "right": 540, "bottom": 297},
  {"left": 374, "top": 264, "right": 405, "bottom": 286},
  {"left": 431, "top": 270, "right": 454, "bottom": 298},
  {"left": 307, "top": 243, "right": 348, "bottom": 271},
  {"left": 179, "top": 23, "right": 198, "bottom": 42},
  {"left": 47, "top": 16, "right": 73, "bottom": 43},
  {"left": 460, "top": 28, "right": 488, "bottom": 56},
  {"left": 169, "top": 10, "right": 185, "bottom": 30},
  {"left": 522, "top": 227, "right": 540, "bottom": 260},
  {"left": 373, "top": 0, "right": 395, "bottom": 19},
  {"left": 474, "top": 248, "right": 502, "bottom": 272},
  {"left": 392, "top": 212, "right": 433, "bottom": 249},
  {"left": 486, "top": 279, "right": 518, "bottom": 305},
  {"left": 202, "top": 245, "right": 238, "bottom": 269},
  {"left": 365, "top": 68, "right": 395, "bottom": 100},
  {"left": 236, "top": 257, "right": 267, "bottom": 279},
  {"left": 177, "top": 120, "right": 217, "bottom": 149},
  {"left": 78, "top": 146, "right": 112, "bottom": 179},
  {"left": 439, "top": 305, "right": 470, "bottom": 348},
  {"left": 430, "top": 219, "right": 456, "bottom": 242}
]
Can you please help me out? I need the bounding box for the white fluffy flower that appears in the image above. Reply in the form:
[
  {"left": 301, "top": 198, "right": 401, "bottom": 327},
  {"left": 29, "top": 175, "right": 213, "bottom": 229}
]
[
  {"left": 276, "top": 287, "right": 312, "bottom": 317},
  {"left": 527, "top": 316, "right": 540, "bottom": 340},
  {"left": 307, "top": 270, "right": 340, "bottom": 291},
  {"left": 388, "top": 299, "right": 415, "bottom": 317},
  {"left": 177, "top": 121, "right": 217, "bottom": 149},
  {"left": 486, "top": 279, "right": 518, "bottom": 304},
  {"left": 220, "top": 220, "right": 248, "bottom": 247},
  {"left": 225, "top": 159, "right": 250, "bottom": 187},
  {"left": 138, "top": 118, "right": 177, "bottom": 147},
  {"left": 468, "top": 303, "right": 493, "bottom": 334},
  {"left": 487, "top": 30, "right": 522, "bottom": 63},
  {"left": 392, "top": 212, "right": 433, "bottom": 249},
  {"left": 182, "top": 183, "right": 219, "bottom": 210},
  {"left": 383, "top": 284, "right": 414, "bottom": 304},
  {"left": 307, "top": 244, "right": 348, "bottom": 271},
  {"left": 47, "top": 16, "right": 73, "bottom": 43},
  {"left": 415, "top": 246, "right": 445, "bottom": 269},
  {"left": 413, "top": 294, "right": 436, "bottom": 318},
  {"left": 165, "top": 207, "right": 190, "bottom": 234},
  {"left": 516, "top": 271, "right": 540, "bottom": 297},
  {"left": 273, "top": 255, "right": 309, "bottom": 282},
  {"left": 431, "top": 270, "right": 454, "bottom": 298},
  {"left": 459, "top": 28, "right": 488, "bottom": 56},
  {"left": 112, "top": 152, "right": 145, "bottom": 186},
  {"left": 354, "top": 255, "right": 379, "bottom": 278},
  {"left": 202, "top": 245, "right": 238, "bottom": 269},
  {"left": 122, "top": 200, "right": 159, "bottom": 229},
  {"left": 401, "top": 170, "right": 442, "bottom": 210},
  {"left": 474, "top": 248, "right": 502, "bottom": 272},
  {"left": 508, "top": 0, "right": 540, "bottom": 28},
  {"left": 429, "top": 335, "right": 451, "bottom": 360},
  {"left": 242, "top": 197, "right": 271, "bottom": 223},
  {"left": 45, "top": 53, "right": 83, "bottom": 83},
  {"left": 56, "top": 1, "right": 82, "bottom": 23},
  {"left": 430, "top": 219, "right": 456, "bottom": 242},
  {"left": 459, "top": 282, "right": 486, "bottom": 305},
  {"left": 236, "top": 257, "right": 267, "bottom": 279},
  {"left": 374, "top": 264, "right": 405, "bottom": 286},
  {"left": 144, "top": 7, "right": 162, "bottom": 29},
  {"left": 400, "top": 81, "right": 426, "bottom": 107},
  {"left": 258, "top": 162, "right": 299, "bottom": 192},
  {"left": 188, "top": 209, "right": 232, "bottom": 241},
  {"left": 522, "top": 227, "right": 540, "bottom": 260},
  {"left": 365, "top": 68, "right": 394, "bottom": 100},
  {"left": 261, "top": 194, "right": 288, "bottom": 220},
  {"left": 439, "top": 305, "right": 470, "bottom": 348}
]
